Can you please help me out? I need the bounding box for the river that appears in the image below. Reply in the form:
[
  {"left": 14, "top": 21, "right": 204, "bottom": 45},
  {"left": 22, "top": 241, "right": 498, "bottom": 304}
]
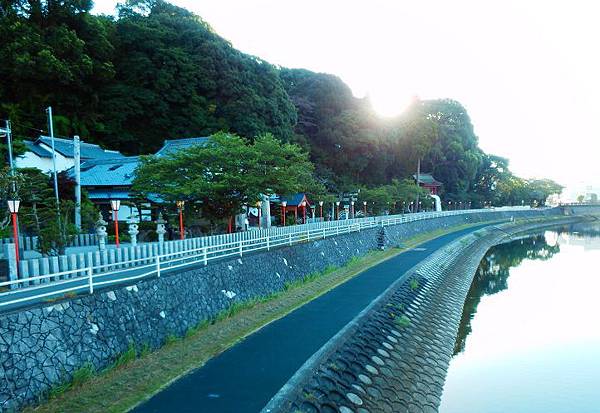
[{"left": 439, "top": 223, "right": 600, "bottom": 413}]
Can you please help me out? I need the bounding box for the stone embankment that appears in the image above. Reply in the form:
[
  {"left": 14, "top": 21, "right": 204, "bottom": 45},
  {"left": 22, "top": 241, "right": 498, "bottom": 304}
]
[
  {"left": 0, "top": 209, "right": 562, "bottom": 411},
  {"left": 262, "top": 216, "right": 583, "bottom": 413}
]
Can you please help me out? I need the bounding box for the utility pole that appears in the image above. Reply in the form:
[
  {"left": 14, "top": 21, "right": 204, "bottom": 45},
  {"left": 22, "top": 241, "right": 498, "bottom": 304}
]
[
  {"left": 74, "top": 135, "right": 81, "bottom": 230},
  {"left": 415, "top": 158, "right": 421, "bottom": 213},
  {"left": 4, "top": 120, "right": 16, "bottom": 194},
  {"left": 46, "top": 107, "right": 60, "bottom": 205}
]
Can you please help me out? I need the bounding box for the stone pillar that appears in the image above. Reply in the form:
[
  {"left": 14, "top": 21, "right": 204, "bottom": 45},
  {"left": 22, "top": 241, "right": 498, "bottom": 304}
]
[
  {"left": 128, "top": 217, "right": 139, "bottom": 247},
  {"left": 260, "top": 194, "right": 271, "bottom": 228},
  {"left": 95, "top": 212, "right": 108, "bottom": 251},
  {"left": 156, "top": 213, "right": 167, "bottom": 245},
  {"left": 3, "top": 243, "right": 18, "bottom": 289}
]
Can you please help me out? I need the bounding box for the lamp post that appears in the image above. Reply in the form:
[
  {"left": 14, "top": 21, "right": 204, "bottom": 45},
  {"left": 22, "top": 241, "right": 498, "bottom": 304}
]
[
  {"left": 301, "top": 200, "right": 307, "bottom": 224},
  {"left": 336, "top": 201, "right": 341, "bottom": 220},
  {"left": 363, "top": 201, "right": 367, "bottom": 217},
  {"left": 7, "top": 199, "right": 20, "bottom": 268},
  {"left": 448, "top": 201, "right": 452, "bottom": 211},
  {"left": 176, "top": 200, "right": 185, "bottom": 239},
  {"left": 281, "top": 201, "right": 287, "bottom": 226},
  {"left": 110, "top": 200, "right": 121, "bottom": 247},
  {"left": 350, "top": 201, "right": 355, "bottom": 219},
  {"left": 319, "top": 201, "right": 323, "bottom": 220}
]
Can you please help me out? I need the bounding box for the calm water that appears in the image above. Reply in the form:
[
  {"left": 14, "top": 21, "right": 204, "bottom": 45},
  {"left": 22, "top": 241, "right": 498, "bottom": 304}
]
[{"left": 439, "top": 223, "right": 600, "bottom": 413}]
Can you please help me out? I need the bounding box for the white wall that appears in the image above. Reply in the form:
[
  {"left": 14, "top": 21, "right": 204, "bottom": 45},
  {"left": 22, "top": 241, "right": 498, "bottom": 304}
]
[{"left": 15, "top": 150, "right": 73, "bottom": 173}]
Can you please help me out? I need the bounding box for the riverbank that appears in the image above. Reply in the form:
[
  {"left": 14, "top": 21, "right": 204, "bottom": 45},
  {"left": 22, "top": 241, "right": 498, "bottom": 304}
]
[
  {"left": 4, "top": 211, "right": 569, "bottom": 413},
  {"left": 22, "top": 222, "right": 491, "bottom": 413},
  {"left": 263, "top": 215, "right": 588, "bottom": 412}
]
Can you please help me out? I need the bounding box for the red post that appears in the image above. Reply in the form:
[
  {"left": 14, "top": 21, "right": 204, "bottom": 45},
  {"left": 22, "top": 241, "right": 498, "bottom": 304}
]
[
  {"left": 11, "top": 213, "right": 20, "bottom": 267},
  {"left": 364, "top": 203, "right": 367, "bottom": 216},
  {"left": 320, "top": 205, "right": 323, "bottom": 219},
  {"left": 303, "top": 205, "right": 306, "bottom": 224},
  {"left": 228, "top": 216, "right": 233, "bottom": 233},
  {"left": 179, "top": 209, "right": 184, "bottom": 240},
  {"left": 113, "top": 210, "right": 120, "bottom": 248},
  {"left": 336, "top": 204, "right": 340, "bottom": 220},
  {"left": 281, "top": 205, "right": 286, "bottom": 226}
]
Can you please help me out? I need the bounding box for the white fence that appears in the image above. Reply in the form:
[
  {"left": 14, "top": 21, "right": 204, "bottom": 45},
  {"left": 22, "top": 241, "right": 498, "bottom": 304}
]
[
  {"left": 0, "top": 207, "right": 533, "bottom": 308},
  {"left": 0, "top": 233, "right": 97, "bottom": 257}
]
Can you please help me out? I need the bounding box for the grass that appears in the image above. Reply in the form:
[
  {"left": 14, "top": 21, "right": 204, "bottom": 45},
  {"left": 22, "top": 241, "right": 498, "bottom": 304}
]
[
  {"left": 409, "top": 278, "right": 419, "bottom": 290},
  {"left": 395, "top": 315, "right": 411, "bottom": 328},
  {"left": 43, "top": 291, "right": 78, "bottom": 303},
  {"left": 23, "top": 221, "right": 487, "bottom": 413}
]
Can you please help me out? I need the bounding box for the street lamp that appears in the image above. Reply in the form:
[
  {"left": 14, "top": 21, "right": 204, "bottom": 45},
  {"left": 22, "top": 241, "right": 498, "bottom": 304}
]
[
  {"left": 301, "top": 200, "right": 307, "bottom": 224},
  {"left": 350, "top": 200, "right": 355, "bottom": 219},
  {"left": 110, "top": 200, "right": 121, "bottom": 247},
  {"left": 318, "top": 201, "right": 323, "bottom": 220},
  {"left": 281, "top": 201, "right": 287, "bottom": 226},
  {"left": 363, "top": 201, "right": 367, "bottom": 217},
  {"left": 336, "top": 201, "right": 341, "bottom": 220},
  {"left": 7, "top": 199, "right": 20, "bottom": 268},
  {"left": 176, "top": 200, "right": 185, "bottom": 239}
]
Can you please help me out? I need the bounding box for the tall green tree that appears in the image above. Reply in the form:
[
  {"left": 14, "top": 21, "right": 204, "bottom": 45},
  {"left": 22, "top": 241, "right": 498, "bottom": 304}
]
[{"left": 133, "top": 132, "right": 321, "bottom": 225}]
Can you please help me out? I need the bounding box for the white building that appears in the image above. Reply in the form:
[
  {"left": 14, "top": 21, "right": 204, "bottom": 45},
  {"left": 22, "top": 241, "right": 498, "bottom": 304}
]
[{"left": 16, "top": 136, "right": 124, "bottom": 173}]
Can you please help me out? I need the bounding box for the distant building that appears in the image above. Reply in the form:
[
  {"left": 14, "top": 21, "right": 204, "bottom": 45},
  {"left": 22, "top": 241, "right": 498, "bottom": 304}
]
[
  {"left": 16, "top": 136, "right": 124, "bottom": 173},
  {"left": 68, "top": 137, "right": 210, "bottom": 219},
  {"left": 413, "top": 173, "right": 442, "bottom": 195}
]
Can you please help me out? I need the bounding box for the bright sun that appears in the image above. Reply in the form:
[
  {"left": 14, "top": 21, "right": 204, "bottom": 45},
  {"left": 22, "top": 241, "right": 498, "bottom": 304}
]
[{"left": 369, "top": 91, "right": 415, "bottom": 118}]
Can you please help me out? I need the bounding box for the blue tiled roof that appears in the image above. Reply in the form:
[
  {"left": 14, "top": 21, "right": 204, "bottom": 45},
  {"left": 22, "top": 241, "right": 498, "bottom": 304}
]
[
  {"left": 23, "top": 140, "right": 52, "bottom": 158},
  {"left": 37, "top": 136, "right": 125, "bottom": 160},
  {"left": 279, "top": 193, "right": 309, "bottom": 207},
  {"left": 72, "top": 157, "right": 140, "bottom": 187},
  {"left": 413, "top": 173, "right": 442, "bottom": 186},
  {"left": 155, "top": 137, "right": 210, "bottom": 157},
  {"left": 86, "top": 188, "right": 133, "bottom": 200}
]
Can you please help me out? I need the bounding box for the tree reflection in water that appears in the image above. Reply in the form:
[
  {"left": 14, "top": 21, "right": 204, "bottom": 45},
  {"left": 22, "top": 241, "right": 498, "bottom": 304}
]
[{"left": 453, "top": 234, "right": 561, "bottom": 355}]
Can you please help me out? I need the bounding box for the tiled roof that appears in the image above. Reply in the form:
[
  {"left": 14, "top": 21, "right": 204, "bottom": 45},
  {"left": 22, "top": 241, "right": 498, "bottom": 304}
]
[
  {"left": 37, "top": 136, "right": 125, "bottom": 160},
  {"left": 22, "top": 140, "right": 52, "bottom": 158},
  {"left": 155, "top": 137, "right": 210, "bottom": 157},
  {"left": 73, "top": 157, "right": 140, "bottom": 187},
  {"left": 279, "top": 193, "right": 309, "bottom": 207},
  {"left": 413, "top": 173, "right": 442, "bottom": 186}
]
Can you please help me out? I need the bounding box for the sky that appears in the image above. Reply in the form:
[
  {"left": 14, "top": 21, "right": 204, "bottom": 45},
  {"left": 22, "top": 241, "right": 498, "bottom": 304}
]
[{"left": 93, "top": 0, "right": 600, "bottom": 187}]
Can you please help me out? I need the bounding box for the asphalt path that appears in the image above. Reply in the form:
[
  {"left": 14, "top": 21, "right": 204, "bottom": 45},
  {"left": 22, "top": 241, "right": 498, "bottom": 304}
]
[{"left": 132, "top": 224, "right": 491, "bottom": 413}]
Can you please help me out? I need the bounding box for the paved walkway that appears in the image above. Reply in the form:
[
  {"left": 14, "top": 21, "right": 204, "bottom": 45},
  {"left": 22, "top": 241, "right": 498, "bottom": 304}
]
[{"left": 132, "top": 224, "right": 490, "bottom": 413}]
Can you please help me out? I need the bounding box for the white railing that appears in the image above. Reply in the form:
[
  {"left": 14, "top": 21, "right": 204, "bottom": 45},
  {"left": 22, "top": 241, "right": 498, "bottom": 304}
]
[{"left": 0, "top": 207, "right": 535, "bottom": 308}]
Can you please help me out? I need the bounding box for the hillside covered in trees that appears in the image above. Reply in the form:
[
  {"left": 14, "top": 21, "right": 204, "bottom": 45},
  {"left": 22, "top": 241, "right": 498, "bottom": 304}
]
[{"left": 0, "top": 0, "right": 562, "bottom": 206}]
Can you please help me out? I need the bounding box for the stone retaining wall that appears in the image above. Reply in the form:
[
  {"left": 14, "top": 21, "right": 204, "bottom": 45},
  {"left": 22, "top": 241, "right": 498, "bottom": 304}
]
[
  {"left": 0, "top": 209, "right": 560, "bottom": 412},
  {"left": 262, "top": 217, "right": 580, "bottom": 413}
]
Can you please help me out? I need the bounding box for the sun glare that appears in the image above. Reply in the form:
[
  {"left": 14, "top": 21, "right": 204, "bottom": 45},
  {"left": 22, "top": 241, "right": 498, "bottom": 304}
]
[{"left": 369, "top": 91, "right": 414, "bottom": 118}]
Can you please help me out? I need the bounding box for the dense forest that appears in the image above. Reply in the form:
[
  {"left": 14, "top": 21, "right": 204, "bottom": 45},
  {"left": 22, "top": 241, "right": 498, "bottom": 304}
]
[{"left": 0, "top": 0, "right": 562, "bottom": 206}]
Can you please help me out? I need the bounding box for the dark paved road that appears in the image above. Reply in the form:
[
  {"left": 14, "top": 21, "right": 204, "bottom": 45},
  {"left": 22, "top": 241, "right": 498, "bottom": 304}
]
[{"left": 133, "top": 224, "right": 491, "bottom": 413}]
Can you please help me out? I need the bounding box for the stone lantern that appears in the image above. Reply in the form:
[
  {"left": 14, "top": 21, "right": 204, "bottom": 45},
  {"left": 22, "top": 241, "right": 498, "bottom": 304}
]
[
  {"left": 95, "top": 212, "right": 108, "bottom": 251},
  {"left": 128, "top": 216, "right": 140, "bottom": 247},
  {"left": 156, "top": 212, "right": 167, "bottom": 245}
]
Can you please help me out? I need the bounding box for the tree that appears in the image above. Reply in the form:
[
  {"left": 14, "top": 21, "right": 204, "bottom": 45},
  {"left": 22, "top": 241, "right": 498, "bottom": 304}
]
[{"left": 133, "top": 132, "right": 321, "bottom": 228}]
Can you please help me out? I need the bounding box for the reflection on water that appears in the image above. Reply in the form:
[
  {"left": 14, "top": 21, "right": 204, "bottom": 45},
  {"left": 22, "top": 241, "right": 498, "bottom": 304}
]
[
  {"left": 440, "top": 225, "right": 600, "bottom": 413},
  {"left": 453, "top": 235, "right": 560, "bottom": 355}
]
